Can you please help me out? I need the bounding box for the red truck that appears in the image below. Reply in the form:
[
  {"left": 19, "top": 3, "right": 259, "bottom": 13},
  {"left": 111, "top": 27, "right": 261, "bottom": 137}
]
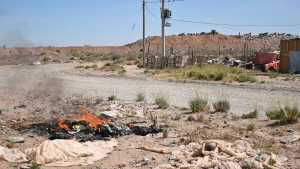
[{"left": 254, "top": 52, "right": 280, "bottom": 72}]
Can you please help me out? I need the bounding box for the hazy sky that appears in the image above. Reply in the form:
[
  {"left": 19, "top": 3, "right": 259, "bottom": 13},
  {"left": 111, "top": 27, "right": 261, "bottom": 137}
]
[{"left": 0, "top": 0, "right": 299, "bottom": 47}]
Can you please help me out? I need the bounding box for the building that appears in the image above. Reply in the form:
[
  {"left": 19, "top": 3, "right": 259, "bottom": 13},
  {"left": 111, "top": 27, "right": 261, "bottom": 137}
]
[{"left": 280, "top": 38, "right": 300, "bottom": 73}]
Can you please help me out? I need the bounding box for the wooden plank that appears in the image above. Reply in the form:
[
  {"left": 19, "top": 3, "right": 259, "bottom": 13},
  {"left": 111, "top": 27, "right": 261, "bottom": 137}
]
[{"left": 296, "top": 40, "right": 300, "bottom": 51}]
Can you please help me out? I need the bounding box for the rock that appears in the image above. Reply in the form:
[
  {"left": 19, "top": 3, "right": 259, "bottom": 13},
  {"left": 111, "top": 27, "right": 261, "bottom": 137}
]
[
  {"left": 187, "top": 115, "right": 196, "bottom": 121},
  {"left": 117, "top": 163, "right": 126, "bottom": 168},
  {"left": 154, "top": 164, "right": 174, "bottom": 169},
  {"left": 32, "top": 61, "right": 41, "bottom": 65},
  {"left": 19, "top": 164, "right": 31, "bottom": 169},
  {"left": 135, "top": 156, "right": 151, "bottom": 167},
  {"left": 179, "top": 164, "right": 193, "bottom": 169},
  {"left": 240, "top": 159, "right": 263, "bottom": 169},
  {"left": 270, "top": 153, "right": 288, "bottom": 167},
  {"left": 222, "top": 161, "right": 241, "bottom": 169},
  {"left": 7, "top": 136, "right": 25, "bottom": 143},
  {"left": 163, "top": 129, "right": 168, "bottom": 138},
  {"left": 143, "top": 156, "right": 150, "bottom": 163},
  {"left": 280, "top": 134, "right": 300, "bottom": 144},
  {"left": 204, "top": 142, "right": 217, "bottom": 151}
]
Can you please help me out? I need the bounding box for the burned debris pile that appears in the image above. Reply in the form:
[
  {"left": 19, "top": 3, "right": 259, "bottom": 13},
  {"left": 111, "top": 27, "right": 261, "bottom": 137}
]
[{"left": 27, "top": 107, "right": 162, "bottom": 142}]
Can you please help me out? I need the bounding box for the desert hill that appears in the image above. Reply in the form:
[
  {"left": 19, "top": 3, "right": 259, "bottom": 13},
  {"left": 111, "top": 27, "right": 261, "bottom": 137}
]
[{"left": 0, "top": 33, "right": 284, "bottom": 65}]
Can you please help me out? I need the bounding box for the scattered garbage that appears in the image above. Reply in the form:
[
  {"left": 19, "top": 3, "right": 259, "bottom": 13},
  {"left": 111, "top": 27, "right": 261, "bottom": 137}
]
[
  {"left": 279, "top": 133, "right": 300, "bottom": 144},
  {"left": 154, "top": 139, "right": 288, "bottom": 169},
  {"left": 32, "top": 61, "right": 41, "bottom": 65},
  {"left": 7, "top": 136, "right": 25, "bottom": 143}
]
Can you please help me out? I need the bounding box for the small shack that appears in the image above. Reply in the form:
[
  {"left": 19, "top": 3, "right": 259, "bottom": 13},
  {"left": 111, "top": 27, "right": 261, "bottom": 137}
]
[{"left": 280, "top": 38, "right": 300, "bottom": 73}]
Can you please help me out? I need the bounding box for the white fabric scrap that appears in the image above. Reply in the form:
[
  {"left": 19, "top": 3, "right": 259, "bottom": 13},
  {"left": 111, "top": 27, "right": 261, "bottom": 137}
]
[
  {"left": 0, "top": 146, "right": 28, "bottom": 163},
  {"left": 0, "top": 139, "right": 117, "bottom": 167}
]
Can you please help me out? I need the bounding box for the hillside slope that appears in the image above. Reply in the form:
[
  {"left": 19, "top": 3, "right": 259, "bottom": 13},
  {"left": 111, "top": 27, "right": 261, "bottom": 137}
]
[
  {"left": 127, "top": 34, "right": 280, "bottom": 57},
  {"left": 0, "top": 34, "right": 281, "bottom": 65}
]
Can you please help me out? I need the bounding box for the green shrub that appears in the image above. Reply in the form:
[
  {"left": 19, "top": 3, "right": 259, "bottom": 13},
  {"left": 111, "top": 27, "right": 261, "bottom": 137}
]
[
  {"left": 242, "top": 109, "right": 258, "bottom": 119},
  {"left": 189, "top": 97, "right": 208, "bottom": 113},
  {"left": 111, "top": 54, "right": 121, "bottom": 61},
  {"left": 30, "top": 163, "right": 41, "bottom": 169},
  {"left": 246, "top": 123, "right": 256, "bottom": 131},
  {"left": 155, "top": 96, "right": 169, "bottom": 109},
  {"left": 136, "top": 93, "right": 145, "bottom": 102},
  {"left": 168, "top": 65, "right": 256, "bottom": 83},
  {"left": 84, "top": 64, "right": 98, "bottom": 69},
  {"left": 213, "top": 71, "right": 225, "bottom": 81},
  {"left": 91, "top": 64, "right": 98, "bottom": 69},
  {"left": 75, "top": 65, "right": 84, "bottom": 69},
  {"left": 101, "top": 63, "right": 125, "bottom": 73},
  {"left": 235, "top": 74, "right": 256, "bottom": 83},
  {"left": 266, "top": 105, "right": 299, "bottom": 124},
  {"left": 213, "top": 99, "right": 230, "bottom": 113},
  {"left": 118, "top": 68, "right": 126, "bottom": 75},
  {"left": 228, "top": 67, "right": 244, "bottom": 74},
  {"left": 107, "top": 95, "right": 117, "bottom": 101},
  {"left": 268, "top": 73, "right": 279, "bottom": 79}
]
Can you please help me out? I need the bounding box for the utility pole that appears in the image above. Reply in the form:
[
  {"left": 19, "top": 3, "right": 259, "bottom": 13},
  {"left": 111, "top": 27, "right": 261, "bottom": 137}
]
[
  {"left": 142, "top": 0, "right": 146, "bottom": 67},
  {"left": 161, "top": 0, "right": 165, "bottom": 68}
]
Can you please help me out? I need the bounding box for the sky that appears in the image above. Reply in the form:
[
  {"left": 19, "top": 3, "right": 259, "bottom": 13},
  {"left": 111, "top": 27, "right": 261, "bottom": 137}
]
[{"left": 0, "top": 0, "right": 300, "bottom": 47}]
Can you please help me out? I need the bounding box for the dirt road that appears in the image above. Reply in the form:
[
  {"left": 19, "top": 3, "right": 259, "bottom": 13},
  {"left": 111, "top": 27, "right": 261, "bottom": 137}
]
[{"left": 0, "top": 63, "right": 300, "bottom": 115}]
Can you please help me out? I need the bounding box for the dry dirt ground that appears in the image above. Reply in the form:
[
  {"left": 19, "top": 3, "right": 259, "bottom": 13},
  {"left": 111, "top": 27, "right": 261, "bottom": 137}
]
[
  {"left": 1, "top": 63, "right": 300, "bottom": 115},
  {"left": 0, "top": 99, "right": 300, "bottom": 169},
  {"left": 0, "top": 63, "right": 300, "bottom": 169}
]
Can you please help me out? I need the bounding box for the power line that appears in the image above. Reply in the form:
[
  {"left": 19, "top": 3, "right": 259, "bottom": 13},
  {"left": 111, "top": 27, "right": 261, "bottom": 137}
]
[
  {"left": 145, "top": 6, "right": 160, "bottom": 20},
  {"left": 171, "top": 18, "right": 300, "bottom": 28},
  {"left": 145, "top": 0, "right": 184, "bottom": 4},
  {"left": 144, "top": 2, "right": 300, "bottom": 28}
]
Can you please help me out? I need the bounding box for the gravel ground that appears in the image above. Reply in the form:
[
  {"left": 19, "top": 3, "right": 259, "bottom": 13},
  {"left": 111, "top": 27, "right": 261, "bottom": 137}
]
[{"left": 0, "top": 63, "right": 300, "bottom": 115}]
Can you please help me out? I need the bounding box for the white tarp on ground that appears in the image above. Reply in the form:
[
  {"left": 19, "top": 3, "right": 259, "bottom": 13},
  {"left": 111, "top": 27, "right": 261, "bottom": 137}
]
[
  {"left": 289, "top": 51, "right": 300, "bottom": 73},
  {"left": 0, "top": 139, "right": 118, "bottom": 167},
  {"left": 0, "top": 146, "right": 28, "bottom": 163}
]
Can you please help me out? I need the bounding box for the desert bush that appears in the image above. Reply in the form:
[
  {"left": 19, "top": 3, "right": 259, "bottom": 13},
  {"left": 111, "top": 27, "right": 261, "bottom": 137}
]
[
  {"left": 84, "top": 64, "right": 98, "bottom": 69},
  {"left": 189, "top": 97, "right": 208, "bottom": 113},
  {"left": 246, "top": 123, "right": 256, "bottom": 131},
  {"left": 144, "top": 69, "right": 150, "bottom": 74},
  {"left": 266, "top": 105, "right": 299, "bottom": 124},
  {"left": 126, "top": 55, "right": 137, "bottom": 61},
  {"left": 213, "top": 99, "right": 230, "bottom": 113},
  {"left": 71, "top": 51, "right": 83, "bottom": 59},
  {"left": 30, "top": 163, "right": 41, "bottom": 169},
  {"left": 75, "top": 65, "right": 85, "bottom": 69},
  {"left": 235, "top": 74, "right": 256, "bottom": 83},
  {"left": 118, "top": 68, "right": 126, "bottom": 75},
  {"left": 155, "top": 96, "right": 169, "bottom": 109},
  {"left": 107, "top": 95, "right": 117, "bottom": 101},
  {"left": 242, "top": 109, "right": 258, "bottom": 119},
  {"left": 111, "top": 54, "right": 121, "bottom": 61},
  {"left": 136, "top": 93, "right": 145, "bottom": 102},
  {"left": 100, "top": 63, "right": 125, "bottom": 73},
  {"left": 268, "top": 73, "right": 279, "bottom": 79},
  {"left": 163, "top": 64, "right": 255, "bottom": 83}
]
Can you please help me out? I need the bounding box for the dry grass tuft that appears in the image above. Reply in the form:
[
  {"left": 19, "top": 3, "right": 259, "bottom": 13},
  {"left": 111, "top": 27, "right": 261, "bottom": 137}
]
[
  {"left": 213, "top": 99, "right": 230, "bottom": 113},
  {"left": 155, "top": 96, "right": 169, "bottom": 109},
  {"left": 136, "top": 93, "right": 145, "bottom": 102},
  {"left": 242, "top": 109, "right": 258, "bottom": 119},
  {"left": 155, "top": 64, "right": 256, "bottom": 83},
  {"left": 189, "top": 97, "right": 208, "bottom": 113},
  {"left": 266, "top": 104, "right": 299, "bottom": 124}
]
